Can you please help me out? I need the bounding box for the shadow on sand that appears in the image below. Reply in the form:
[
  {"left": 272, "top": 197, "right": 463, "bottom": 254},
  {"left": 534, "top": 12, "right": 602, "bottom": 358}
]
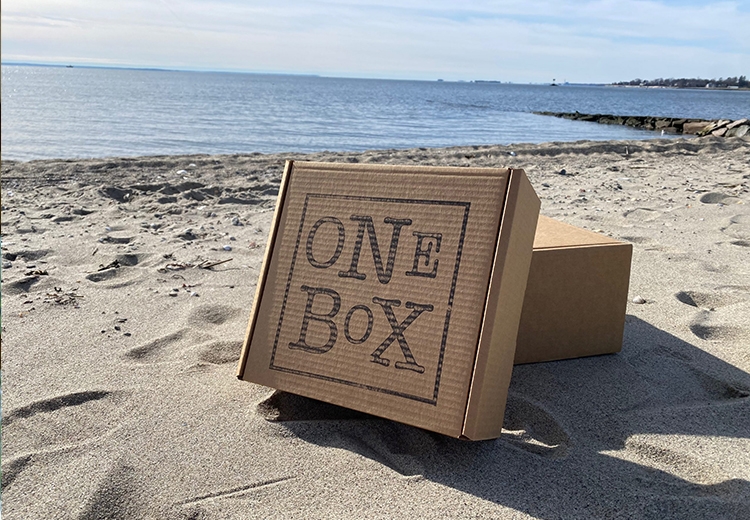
[{"left": 258, "top": 316, "right": 750, "bottom": 518}]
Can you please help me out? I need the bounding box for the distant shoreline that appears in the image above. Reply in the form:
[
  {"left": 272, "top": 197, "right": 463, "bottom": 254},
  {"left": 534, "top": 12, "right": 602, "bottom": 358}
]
[{"left": 607, "top": 84, "right": 750, "bottom": 92}]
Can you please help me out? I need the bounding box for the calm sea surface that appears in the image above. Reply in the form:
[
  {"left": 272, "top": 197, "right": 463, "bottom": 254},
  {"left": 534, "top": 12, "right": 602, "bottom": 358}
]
[{"left": 2, "top": 65, "right": 749, "bottom": 161}]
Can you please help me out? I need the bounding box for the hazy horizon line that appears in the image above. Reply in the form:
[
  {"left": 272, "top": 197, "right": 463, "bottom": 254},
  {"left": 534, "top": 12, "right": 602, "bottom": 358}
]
[{"left": 1, "top": 60, "right": 606, "bottom": 86}]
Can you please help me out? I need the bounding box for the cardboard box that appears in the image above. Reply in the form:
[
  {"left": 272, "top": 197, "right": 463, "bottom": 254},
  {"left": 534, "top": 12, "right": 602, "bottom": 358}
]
[
  {"left": 514, "top": 216, "right": 632, "bottom": 364},
  {"left": 238, "top": 161, "right": 540, "bottom": 440}
]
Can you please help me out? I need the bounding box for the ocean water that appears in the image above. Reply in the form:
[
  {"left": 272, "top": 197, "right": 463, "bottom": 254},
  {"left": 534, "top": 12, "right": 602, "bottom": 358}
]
[{"left": 2, "top": 65, "right": 748, "bottom": 161}]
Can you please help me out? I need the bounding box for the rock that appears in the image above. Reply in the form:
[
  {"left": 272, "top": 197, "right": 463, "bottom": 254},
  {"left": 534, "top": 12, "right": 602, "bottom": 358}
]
[
  {"left": 726, "top": 118, "right": 748, "bottom": 130},
  {"left": 624, "top": 117, "right": 642, "bottom": 127},
  {"left": 223, "top": 245, "right": 232, "bottom": 251},
  {"left": 632, "top": 296, "right": 647, "bottom": 304},
  {"left": 655, "top": 119, "right": 672, "bottom": 129},
  {"left": 683, "top": 121, "right": 711, "bottom": 134},
  {"left": 712, "top": 127, "right": 727, "bottom": 137},
  {"left": 726, "top": 125, "right": 749, "bottom": 138}
]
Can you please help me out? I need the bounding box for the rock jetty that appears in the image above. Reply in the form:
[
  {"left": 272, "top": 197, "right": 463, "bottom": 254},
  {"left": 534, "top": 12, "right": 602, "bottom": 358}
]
[{"left": 534, "top": 111, "right": 748, "bottom": 138}]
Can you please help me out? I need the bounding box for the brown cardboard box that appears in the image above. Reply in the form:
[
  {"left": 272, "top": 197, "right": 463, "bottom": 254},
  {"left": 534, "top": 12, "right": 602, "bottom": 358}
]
[
  {"left": 238, "top": 161, "right": 540, "bottom": 440},
  {"left": 514, "top": 216, "right": 632, "bottom": 364}
]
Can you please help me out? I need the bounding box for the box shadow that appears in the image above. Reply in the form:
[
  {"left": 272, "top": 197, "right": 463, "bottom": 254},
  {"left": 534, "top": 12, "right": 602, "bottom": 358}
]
[{"left": 259, "top": 315, "right": 750, "bottom": 518}]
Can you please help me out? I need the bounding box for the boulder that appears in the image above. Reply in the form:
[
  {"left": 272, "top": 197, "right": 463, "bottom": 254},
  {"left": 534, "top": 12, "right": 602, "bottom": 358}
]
[
  {"left": 726, "top": 125, "right": 749, "bottom": 138},
  {"left": 683, "top": 121, "right": 711, "bottom": 134},
  {"left": 712, "top": 127, "right": 727, "bottom": 137},
  {"left": 655, "top": 119, "right": 672, "bottom": 129},
  {"left": 726, "top": 118, "right": 748, "bottom": 130},
  {"left": 698, "top": 122, "right": 719, "bottom": 136},
  {"left": 624, "top": 117, "right": 642, "bottom": 127}
]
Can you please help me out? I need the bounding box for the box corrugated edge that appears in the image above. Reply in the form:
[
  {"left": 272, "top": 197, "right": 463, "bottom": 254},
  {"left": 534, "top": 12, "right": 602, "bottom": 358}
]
[
  {"left": 461, "top": 169, "right": 540, "bottom": 440},
  {"left": 237, "top": 160, "right": 294, "bottom": 379}
]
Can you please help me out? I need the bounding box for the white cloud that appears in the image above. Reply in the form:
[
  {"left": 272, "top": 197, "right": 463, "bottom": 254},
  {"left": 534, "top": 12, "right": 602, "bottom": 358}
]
[{"left": 2, "top": 0, "right": 748, "bottom": 81}]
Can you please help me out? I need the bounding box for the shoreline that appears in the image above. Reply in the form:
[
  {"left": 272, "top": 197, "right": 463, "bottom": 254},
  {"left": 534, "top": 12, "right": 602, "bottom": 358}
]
[
  {"left": 2, "top": 137, "right": 750, "bottom": 519},
  {"left": 2, "top": 134, "right": 745, "bottom": 169}
]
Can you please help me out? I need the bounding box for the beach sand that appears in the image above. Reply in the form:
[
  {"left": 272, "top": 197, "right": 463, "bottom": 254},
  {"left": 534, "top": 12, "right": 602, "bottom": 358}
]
[{"left": 2, "top": 136, "right": 749, "bottom": 519}]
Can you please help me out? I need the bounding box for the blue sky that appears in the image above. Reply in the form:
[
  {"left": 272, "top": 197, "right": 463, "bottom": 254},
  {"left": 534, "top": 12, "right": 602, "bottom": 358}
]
[{"left": 1, "top": 0, "right": 748, "bottom": 82}]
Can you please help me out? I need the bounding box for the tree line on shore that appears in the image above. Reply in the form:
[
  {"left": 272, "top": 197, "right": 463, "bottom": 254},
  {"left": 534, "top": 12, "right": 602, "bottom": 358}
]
[{"left": 613, "top": 76, "right": 748, "bottom": 88}]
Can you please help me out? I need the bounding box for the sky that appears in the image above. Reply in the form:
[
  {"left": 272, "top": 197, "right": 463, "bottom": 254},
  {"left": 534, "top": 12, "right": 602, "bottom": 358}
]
[{"left": 1, "top": 0, "right": 748, "bottom": 83}]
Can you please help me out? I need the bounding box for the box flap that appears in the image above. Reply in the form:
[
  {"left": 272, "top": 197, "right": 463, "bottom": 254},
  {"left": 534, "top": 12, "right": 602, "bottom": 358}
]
[{"left": 461, "top": 170, "right": 540, "bottom": 440}]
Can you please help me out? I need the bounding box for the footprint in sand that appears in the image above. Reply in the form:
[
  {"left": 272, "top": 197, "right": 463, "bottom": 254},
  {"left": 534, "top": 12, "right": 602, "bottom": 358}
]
[
  {"left": 620, "top": 235, "right": 651, "bottom": 244},
  {"left": 113, "top": 253, "right": 153, "bottom": 267},
  {"left": 674, "top": 290, "right": 747, "bottom": 310},
  {"left": 188, "top": 304, "right": 247, "bottom": 366},
  {"left": 501, "top": 393, "right": 571, "bottom": 459},
  {"left": 3, "top": 248, "right": 52, "bottom": 263},
  {"left": 124, "top": 328, "right": 213, "bottom": 364},
  {"left": 689, "top": 309, "right": 749, "bottom": 342},
  {"left": 120, "top": 303, "right": 247, "bottom": 370},
  {"left": 85, "top": 267, "right": 139, "bottom": 289},
  {"left": 197, "top": 340, "right": 244, "bottom": 365},
  {"left": 700, "top": 192, "right": 742, "bottom": 205},
  {"left": 1, "top": 390, "right": 133, "bottom": 490},
  {"left": 721, "top": 214, "right": 750, "bottom": 241},
  {"left": 188, "top": 304, "right": 243, "bottom": 327},
  {"left": 674, "top": 288, "right": 750, "bottom": 342},
  {"left": 629, "top": 344, "right": 749, "bottom": 404},
  {"left": 84, "top": 254, "right": 153, "bottom": 288},
  {"left": 3, "top": 275, "right": 44, "bottom": 295},
  {"left": 623, "top": 208, "right": 660, "bottom": 222}
]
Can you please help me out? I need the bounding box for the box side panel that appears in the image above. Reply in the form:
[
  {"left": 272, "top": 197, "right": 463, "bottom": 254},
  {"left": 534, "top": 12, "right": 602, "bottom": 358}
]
[
  {"left": 462, "top": 170, "right": 540, "bottom": 440},
  {"left": 237, "top": 160, "right": 294, "bottom": 378},
  {"left": 514, "top": 242, "right": 632, "bottom": 364}
]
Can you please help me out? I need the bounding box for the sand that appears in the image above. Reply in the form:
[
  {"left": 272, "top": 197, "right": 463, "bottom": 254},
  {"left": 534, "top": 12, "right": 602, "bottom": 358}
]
[{"left": 2, "top": 136, "right": 749, "bottom": 519}]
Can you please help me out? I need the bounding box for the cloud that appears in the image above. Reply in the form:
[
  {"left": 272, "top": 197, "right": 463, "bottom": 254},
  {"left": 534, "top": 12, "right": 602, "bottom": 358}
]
[{"left": 1, "top": 0, "right": 748, "bottom": 82}]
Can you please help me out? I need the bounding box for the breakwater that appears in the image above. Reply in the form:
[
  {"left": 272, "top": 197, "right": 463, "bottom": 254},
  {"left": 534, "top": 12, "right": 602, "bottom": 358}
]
[{"left": 535, "top": 111, "right": 748, "bottom": 138}]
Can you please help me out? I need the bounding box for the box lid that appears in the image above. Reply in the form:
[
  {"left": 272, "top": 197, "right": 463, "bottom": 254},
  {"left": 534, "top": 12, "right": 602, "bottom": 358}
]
[{"left": 238, "top": 161, "right": 539, "bottom": 438}]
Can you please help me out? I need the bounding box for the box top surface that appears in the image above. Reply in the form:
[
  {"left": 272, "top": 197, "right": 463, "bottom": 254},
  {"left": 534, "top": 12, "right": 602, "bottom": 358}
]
[
  {"left": 239, "top": 161, "right": 538, "bottom": 437},
  {"left": 534, "top": 215, "right": 625, "bottom": 250}
]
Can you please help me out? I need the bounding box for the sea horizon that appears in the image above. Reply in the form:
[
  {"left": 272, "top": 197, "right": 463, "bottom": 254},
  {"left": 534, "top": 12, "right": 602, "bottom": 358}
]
[{"left": 3, "top": 63, "right": 748, "bottom": 162}]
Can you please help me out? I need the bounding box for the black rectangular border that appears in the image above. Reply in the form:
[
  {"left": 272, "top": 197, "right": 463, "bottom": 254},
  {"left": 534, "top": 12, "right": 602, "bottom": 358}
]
[{"left": 269, "top": 193, "right": 470, "bottom": 405}]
